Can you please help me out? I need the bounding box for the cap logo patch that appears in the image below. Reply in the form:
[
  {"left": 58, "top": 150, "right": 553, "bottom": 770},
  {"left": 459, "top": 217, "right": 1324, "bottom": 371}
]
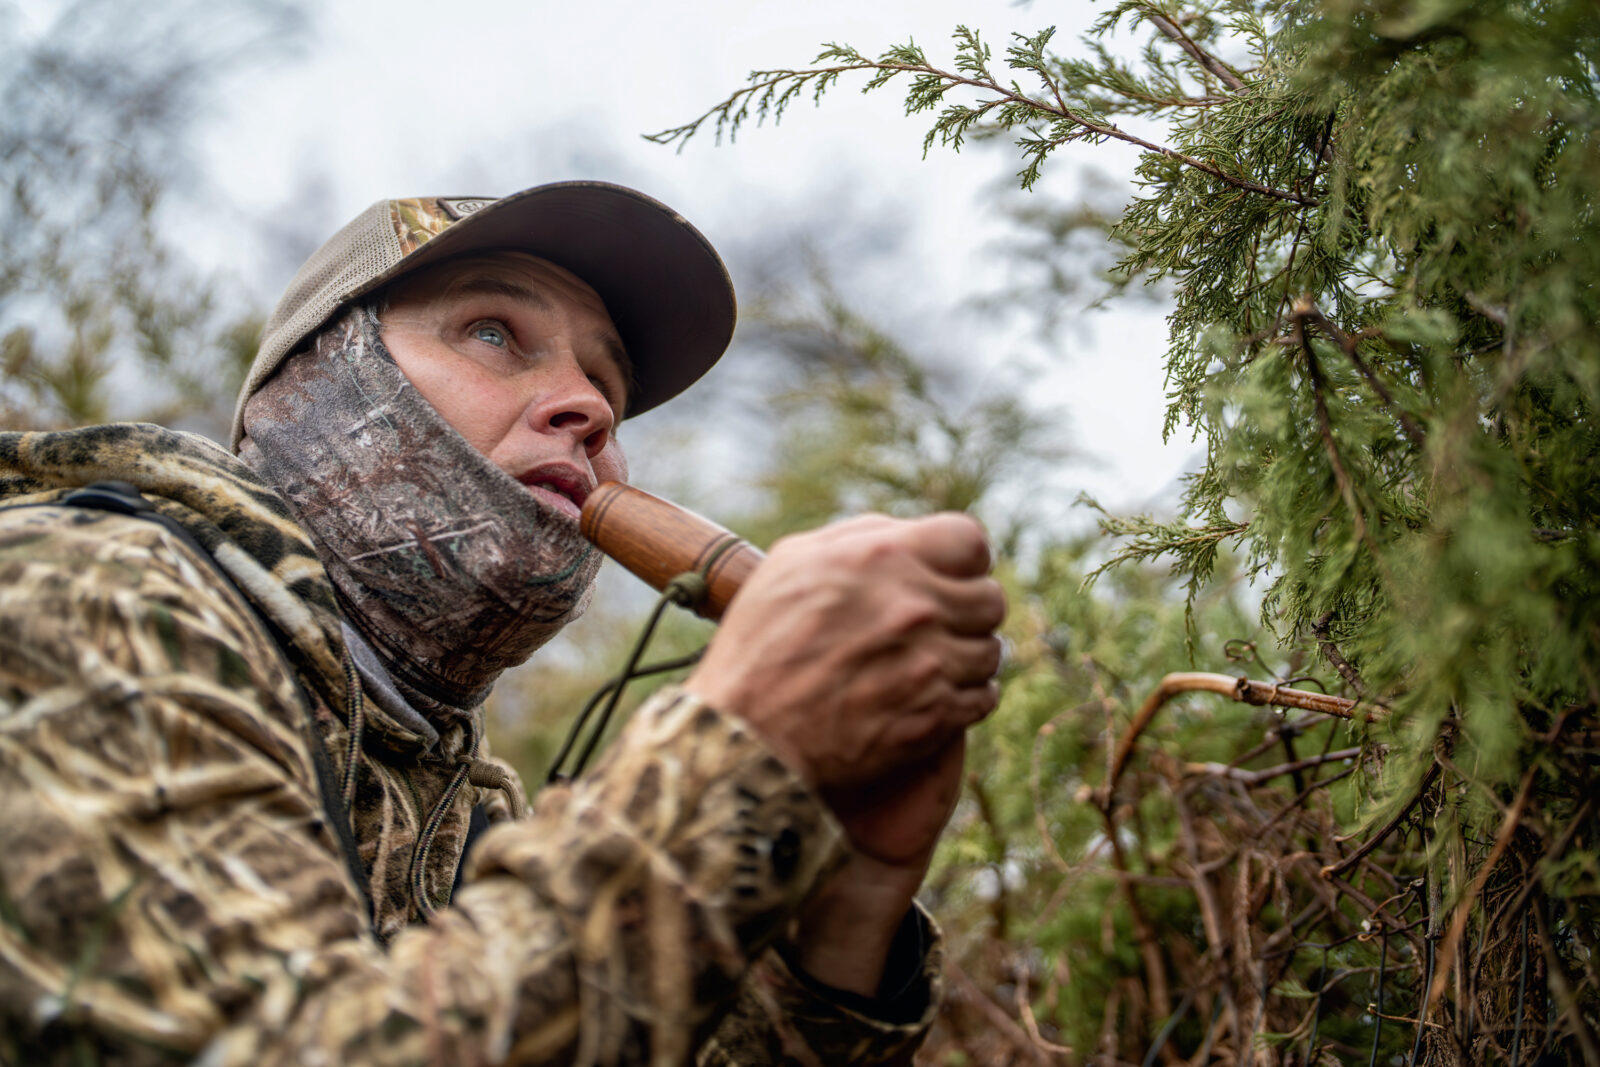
[{"left": 440, "top": 198, "right": 495, "bottom": 220}]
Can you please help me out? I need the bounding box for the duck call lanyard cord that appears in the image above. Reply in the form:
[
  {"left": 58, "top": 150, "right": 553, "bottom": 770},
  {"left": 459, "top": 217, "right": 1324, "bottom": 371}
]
[{"left": 545, "top": 533, "right": 746, "bottom": 784}]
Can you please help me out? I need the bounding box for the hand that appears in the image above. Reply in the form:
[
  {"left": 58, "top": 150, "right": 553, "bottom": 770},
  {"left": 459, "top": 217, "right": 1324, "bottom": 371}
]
[{"left": 685, "top": 512, "right": 1005, "bottom": 792}]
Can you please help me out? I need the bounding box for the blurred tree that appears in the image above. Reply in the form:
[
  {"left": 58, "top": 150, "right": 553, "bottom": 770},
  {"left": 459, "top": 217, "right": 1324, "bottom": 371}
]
[
  {"left": 0, "top": 0, "right": 304, "bottom": 439},
  {"left": 659, "top": 1, "right": 1600, "bottom": 1062}
]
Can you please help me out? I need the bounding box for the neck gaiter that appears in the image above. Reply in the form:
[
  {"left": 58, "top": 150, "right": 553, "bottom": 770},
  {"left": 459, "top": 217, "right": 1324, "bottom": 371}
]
[{"left": 238, "top": 304, "right": 599, "bottom": 718}]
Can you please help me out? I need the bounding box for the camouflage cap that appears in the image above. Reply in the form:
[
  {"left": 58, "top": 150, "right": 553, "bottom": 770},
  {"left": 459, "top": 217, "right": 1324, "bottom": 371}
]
[{"left": 232, "top": 181, "right": 737, "bottom": 448}]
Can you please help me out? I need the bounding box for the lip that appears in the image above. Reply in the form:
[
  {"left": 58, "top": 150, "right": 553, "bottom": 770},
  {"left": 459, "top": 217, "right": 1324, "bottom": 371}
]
[{"left": 515, "top": 463, "right": 593, "bottom": 519}]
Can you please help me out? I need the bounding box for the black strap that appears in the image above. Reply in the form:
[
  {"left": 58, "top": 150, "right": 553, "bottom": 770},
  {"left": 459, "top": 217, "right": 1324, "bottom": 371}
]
[{"left": 18, "top": 480, "right": 375, "bottom": 927}]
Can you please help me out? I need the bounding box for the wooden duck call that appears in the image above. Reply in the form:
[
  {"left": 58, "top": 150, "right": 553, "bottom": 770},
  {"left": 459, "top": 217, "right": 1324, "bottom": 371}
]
[{"left": 579, "top": 481, "right": 764, "bottom": 621}]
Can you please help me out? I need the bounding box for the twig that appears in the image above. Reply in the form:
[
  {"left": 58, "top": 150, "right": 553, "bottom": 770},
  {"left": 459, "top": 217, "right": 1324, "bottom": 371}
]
[
  {"left": 1184, "top": 746, "right": 1365, "bottom": 786},
  {"left": 1533, "top": 897, "right": 1600, "bottom": 1062},
  {"left": 1224, "top": 713, "right": 1329, "bottom": 771},
  {"left": 1297, "top": 302, "right": 1428, "bottom": 448},
  {"left": 946, "top": 959, "right": 1055, "bottom": 1066},
  {"left": 1103, "top": 804, "right": 1175, "bottom": 1020},
  {"left": 1146, "top": 12, "right": 1247, "bottom": 91},
  {"left": 1257, "top": 766, "right": 1358, "bottom": 842},
  {"left": 1321, "top": 872, "right": 1427, "bottom": 958},
  {"left": 1100, "top": 672, "right": 1383, "bottom": 809},
  {"left": 1311, "top": 612, "right": 1370, "bottom": 698},
  {"left": 1322, "top": 763, "right": 1440, "bottom": 880},
  {"left": 1017, "top": 965, "right": 1075, "bottom": 1059},
  {"left": 1170, "top": 788, "right": 1242, "bottom": 1044},
  {"left": 1294, "top": 300, "right": 1367, "bottom": 543},
  {"left": 655, "top": 61, "right": 1319, "bottom": 206}
]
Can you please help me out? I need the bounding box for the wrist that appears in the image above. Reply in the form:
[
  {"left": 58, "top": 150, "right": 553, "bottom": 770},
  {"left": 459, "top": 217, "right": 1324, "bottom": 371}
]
[{"left": 794, "top": 855, "right": 926, "bottom": 996}]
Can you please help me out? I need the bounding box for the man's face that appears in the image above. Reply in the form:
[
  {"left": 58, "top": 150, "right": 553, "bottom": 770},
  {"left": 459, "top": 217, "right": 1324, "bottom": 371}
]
[{"left": 377, "top": 251, "right": 630, "bottom": 520}]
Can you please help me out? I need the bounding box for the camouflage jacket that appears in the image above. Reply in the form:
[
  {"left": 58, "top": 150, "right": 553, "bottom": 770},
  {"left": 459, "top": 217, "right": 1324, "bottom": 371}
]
[{"left": 0, "top": 424, "right": 941, "bottom": 1066}]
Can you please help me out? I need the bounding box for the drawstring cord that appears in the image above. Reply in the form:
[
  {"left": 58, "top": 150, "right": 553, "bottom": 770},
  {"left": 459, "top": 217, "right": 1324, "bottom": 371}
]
[
  {"left": 410, "top": 749, "right": 474, "bottom": 920},
  {"left": 545, "top": 570, "right": 714, "bottom": 785},
  {"left": 340, "top": 654, "right": 366, "bottom": 812},
  {"left": 466, "top": 757, "right": 528, "bottom": 821},
  {"left": 408, "top": 750, "right": 531, "bottom": 918}
]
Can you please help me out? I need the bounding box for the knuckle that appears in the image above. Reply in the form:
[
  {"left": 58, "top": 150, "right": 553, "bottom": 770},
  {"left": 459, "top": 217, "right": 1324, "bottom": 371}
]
[
  {"left": 980, "top": 637, "right": 1004, "bottom": 676},
  {"left": 964, "top": 681, "right": 1001, "bottom": 722},
  {"left": 907, "top": 649, "right": 943, "bottom": 688},
  {"left": 887, "top": 596, "right": 939, "bottom": 635},
  {"left": 982, "top": 580, "right": 1009, "bottom": 624}
]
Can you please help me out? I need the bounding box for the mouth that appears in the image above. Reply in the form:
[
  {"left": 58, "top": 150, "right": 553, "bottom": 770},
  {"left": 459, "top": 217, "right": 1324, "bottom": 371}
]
[{"left": 516, "top": 466, "right": 591, "bottom": 520}]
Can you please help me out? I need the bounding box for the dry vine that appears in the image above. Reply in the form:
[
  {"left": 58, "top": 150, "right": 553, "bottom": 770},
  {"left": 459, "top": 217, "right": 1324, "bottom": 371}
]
[{"left": 918, "top": 646, "right": 1598, "bottom": 1065}]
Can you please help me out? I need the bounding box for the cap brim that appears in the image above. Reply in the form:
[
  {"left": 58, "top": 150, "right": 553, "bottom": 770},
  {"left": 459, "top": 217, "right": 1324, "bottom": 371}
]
[{"left": 349, "top": 181, "right": 735, "bottom": 420}]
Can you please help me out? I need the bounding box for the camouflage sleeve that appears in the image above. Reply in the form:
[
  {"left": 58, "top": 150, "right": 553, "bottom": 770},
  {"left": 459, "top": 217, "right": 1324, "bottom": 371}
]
[
  {"left": 0, "top": 507, "right": 925, "bottom": 1065},
  {"left": 697, "top": 906, "right": 944, "bottom": 1066}
]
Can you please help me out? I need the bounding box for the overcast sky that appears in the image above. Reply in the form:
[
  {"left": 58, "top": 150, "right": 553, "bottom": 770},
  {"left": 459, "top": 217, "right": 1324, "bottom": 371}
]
[{"left": 22, "top": 0, "right": 1202, "bottom": 518}]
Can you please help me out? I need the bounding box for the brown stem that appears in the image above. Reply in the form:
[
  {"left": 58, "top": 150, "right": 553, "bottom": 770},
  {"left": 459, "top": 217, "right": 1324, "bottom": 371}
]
[
  {"left": 1311, "top": 612, "right": 1371, "bottom": 698},
  {"left": 1183, "top": 746, "right": 1366, "bottom": 786},
  {"left": 1171, "top": 787, "right": 1242, "bottom": 1043},
  {"left": 946, "top": 959, "right": 1055, "bottom": 1066},
  {"left": 1146, "top": 12, "right": 1247, "bottom": 91},
  {"left": 1295, "top": 301, "right": 1367, "bottom": 543},
  {"left": 1016, "top": 965, "right": 1075, "bottom": 1059},
  {"left": 1099, "top": 672, "right": 1383, "bottom": 809},
  {"left": 1224, "top": 713, "right": 1328, "bottom": 770},
  {"left": 1323, "top": 871, "right": 1427, "bottom": 958},
  {"left": 1322, "top": 762, "right": 1441, "bottom": 880},
  {"left": 1257, "top": 765, "right": 1359, "bottom": 841},
  {"left": 1103, "top": 806, "right": 1174, "bottom": 1020},
  {"left": 1533, "top": 897, "right": 1600, "bottom": 1062}
]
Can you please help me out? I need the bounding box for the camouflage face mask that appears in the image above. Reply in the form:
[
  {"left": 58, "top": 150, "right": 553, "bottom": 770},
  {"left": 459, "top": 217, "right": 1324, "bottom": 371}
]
[{"left": 238, "top": 304, "right": 600, "bottom": 715}]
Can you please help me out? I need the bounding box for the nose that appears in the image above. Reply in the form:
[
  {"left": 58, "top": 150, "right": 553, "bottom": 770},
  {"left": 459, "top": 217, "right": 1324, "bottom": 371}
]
[{"left": 524, "top": 360, "right": 615, "bottom": 460}]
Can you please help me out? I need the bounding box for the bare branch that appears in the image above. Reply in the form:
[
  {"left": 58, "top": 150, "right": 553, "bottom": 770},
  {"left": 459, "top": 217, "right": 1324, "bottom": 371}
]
[
  {"left": 1322, "top": 763, "right": 1441, "bottom": 880},
  {"left": 1311, "top": 612, "right": 1371, "bottom": 698},
  {"left": 1184, "top": 746, "right": 1366, "bottom": 786},
  {"left": 1146, "top": 12, "right": 1247, "bottom": 91},
  {"left": 1099, "top": 672, "right": 1385, "bottom": 810}
]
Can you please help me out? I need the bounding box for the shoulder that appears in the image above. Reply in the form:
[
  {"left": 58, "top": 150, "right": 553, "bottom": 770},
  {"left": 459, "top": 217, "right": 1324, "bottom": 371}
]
[
  {"left": 0, "top": 421, "right": 342, "bottom": 718},
  {"left": 0, "top": 503, "right": 308, "bottom": 723}
]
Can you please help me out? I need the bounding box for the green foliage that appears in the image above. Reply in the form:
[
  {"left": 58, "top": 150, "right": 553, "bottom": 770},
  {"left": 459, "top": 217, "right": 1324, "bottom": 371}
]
[{"left": 664, "top": 1, "right": 1600, "bottom": 1060}]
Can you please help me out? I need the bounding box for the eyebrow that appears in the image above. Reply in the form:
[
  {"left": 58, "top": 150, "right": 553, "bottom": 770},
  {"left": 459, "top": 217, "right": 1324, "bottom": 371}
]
[{"left": 450, "top": 277, "right": 551, "bottom": 308}]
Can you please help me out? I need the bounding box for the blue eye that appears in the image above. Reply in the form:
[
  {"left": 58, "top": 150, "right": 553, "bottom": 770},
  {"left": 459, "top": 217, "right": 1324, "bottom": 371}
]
[{"left": 473, "top": 323, "right": 508, "bottom": 347}]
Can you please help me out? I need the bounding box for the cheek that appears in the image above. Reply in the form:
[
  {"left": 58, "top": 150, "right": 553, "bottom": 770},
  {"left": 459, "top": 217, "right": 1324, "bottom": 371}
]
[
  {"left": 594, "top": 438, "right": 628, "bottom": 484},
  {"left": 391, "top": 351, "right": 517, "bottom": 456}
]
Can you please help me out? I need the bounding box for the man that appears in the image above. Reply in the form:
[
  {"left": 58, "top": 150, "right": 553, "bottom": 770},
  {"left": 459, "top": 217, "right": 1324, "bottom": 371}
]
[{"left": 0, "top": 182, "right": 1005, "bottom": 1064}]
